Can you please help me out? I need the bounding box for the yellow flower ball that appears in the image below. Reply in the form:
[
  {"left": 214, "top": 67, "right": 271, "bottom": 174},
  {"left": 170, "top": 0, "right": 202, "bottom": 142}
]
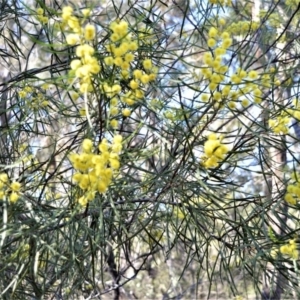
[
  {"left": 62, "top": 6, "right": 73, "bottom": 18},
  {"left": 84, "top": 24, "right": 96, "bottom": 41},
  {"left": 78, "top": 196, "right": 88, "bottom": 206},
  {"left": 133, "top": 69, "right": 143, "bottom": 79},
  {"left": 143, "top": 59, "right": 152, "bottom": 70},
  {"left": 10, "top": 182, "right": 21, "bottom": 192},
  {"left": 248, "top": 70, "right": 258, "bottom": 80},
  {"left": 104, "top": 56, "right": 114, "bottom": 66},
  {"left": 284, "top": 193, "right": 296, "bottom": 205},
  {"left": 79, "top": 108, "right": 86, "bottom": 116},
  {"left": 70, "top": 59, "right": 82, "bottom": 70},
  {"left": 114, "top": 57, "right": 123, "bottom": 66},
  {"left": 201, "top": 94, "right": 209, "bottom": 102},
  {"left": 241, "top": 98, "right": 250, "bottom": 107},
  {"left": 125, "top": 53, "right": 134, "bottom": 62},
  {"left": 36, "top": 8, "right": 44, "bottom": 15},
  {"left": 82, "top": 139, "right": 93, "bottom": 153},
  {"left": 109, "top": 32, "right": 119, "bottom": 42},
  {"left": 128, "top": 41, "right": 138, "bottom": 51},
  {"left": 207, "top": 38, "right": 216, "bottom": 48},
  {"left": 121, "top": 70, "right": 129, "bottom": 79},
  {"left": 10, "top": 192, "right": 19, "bottom": 203},
  {"left": 76, "top": 44, "right": 94, "bottom": 58},
  {"left": 98, "top": 181, "right": 108, "bottom": 193},
  {"left": 110, "top": 106, "right": 119, "bottom": 116},
  {"left": 228, "top": 101, "right": 236, "bottom": 109},
  {"left": 110, "top": 119, "right": 118, "bottom": 128},
  {"left": 140, "top": 74, "right": 150, "bottom": 84},
  {"left": 110, "top": 97, "right": 118, "bottom": 106},
  {"left": 81, "top": 8, "right": 91, "bottom": 17},
  {"left": 110, "top": 158, "right": 120, "bottom": 169},
  {"left": 130, "top": 80, "right": 139, "bottom": 90},
  {"left": 99, "top": 139, "right": 109, "bottom": 152},
  {"left": 113, "top": 134, "right": 123, "bottom": 144},
  {"left": 208, "top": 27, "right": 218, "bottom": 38},
  {"left": 72, "top": 173, "right": 82, "bottom": 182},
  {"left": 0, "top": 173, "right": 8, "bottom": 183},
  {"left": 222, "top": 38, "right": 232, "bottom": 49},
  {"left": 122, "top": 108, "right": 131, "bottom": 117}
]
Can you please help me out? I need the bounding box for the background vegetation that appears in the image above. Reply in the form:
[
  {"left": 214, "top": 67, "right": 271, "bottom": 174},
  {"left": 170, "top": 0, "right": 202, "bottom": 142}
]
[{"left": 1, "top": 0, "right": 300, "bottom": 299}]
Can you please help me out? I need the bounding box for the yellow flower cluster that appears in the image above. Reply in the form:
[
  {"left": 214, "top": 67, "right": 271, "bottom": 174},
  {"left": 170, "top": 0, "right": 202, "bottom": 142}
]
[
  {"left": 18, "top": 85, "right": 49, "bottom": 110},
  {"left": 226, "top": 21, "right": 260, "bottom": 36},
  {"left": 102, "top": 19, "right": 157, "bottom": 127},
  {"left": 62, "top": 6, "right": 100, "bottom": 94},
  {"left": 201, "top": 26, "right": 278, "bottom": 109},
  {"left": 69, "top": 135, "right": 123, "bottom": 206},
  {"left": 36, "top": 7, "right": 48, "bottom": 24},
  {"left": 0, "top": 173, "right": 21, "bottom": 203},
  {"left": 268, "top": 112, "right": 290, "bottom": 134},
  {"left": 280, "top": 239, "right": 299, "bottom": 260},
  {"left": 201, "top": 134, "right": 228, "bottom": 168},
  {"left": 201, "top": 28, "right": 231, "bottom": 98},
  {"left": 284, "top": 174, "right": 300, "bottom": 205}
]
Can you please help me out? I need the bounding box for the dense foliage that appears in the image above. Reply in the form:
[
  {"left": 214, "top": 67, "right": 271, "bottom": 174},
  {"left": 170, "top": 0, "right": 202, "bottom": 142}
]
[{"left": 1, "top": 0, "right": 300, "bottom": 299}]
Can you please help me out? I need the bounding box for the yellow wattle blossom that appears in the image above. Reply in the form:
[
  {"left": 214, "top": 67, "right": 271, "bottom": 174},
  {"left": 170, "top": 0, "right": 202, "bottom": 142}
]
[
  {"left": 207, "top": 38, "right": 216, "bottom": 48},
  {"left": 125, "top": 53, "right": 134, "bottom": 62},
  {"left": 221, "top": 32, "right": 230, "bottom": 39},
  {"left": 129, "top": 80, "right": 139, "bottom": 90},
  {"left": 36, "top": 8, "right": 44, "bottom": 15},
  {"left": 104, "top": 56, "right": 114, "bottom": 66},
  {"left": 66, "top": 34, "right": 79, "bottom": 45},
  {"left": 10, "top": 192, "right": 19, "bottom": 203},
  {"left": 70, "top": 137, "right": 123, "bottom": 205},
  {"left": 110, "top": 106, "right": 119, "bottom": 116},
  {"left": 140, "top": 74, "right": 150, "bottom": 84},
  {"left": 36, "top": 7, "right": 48, "bottom": 24},
  {"left": 62, "top": 7, "right": 102, "bottom": 95},
  {"left": 62, "top": 6, "right": 73, "bottom": 20},
  {"left": 84, "top": 24, "right": 96, "bottom": 41},
  {"left": 128, "top": 41, "right": 138, "bottom": 51},
  {"left": 248, "top": 70, "right": 258, "bottom": 80},
  {"left": 241, "top": 98, "right": 249, "bottom": 107},
  {"left": 0, "top": 173, "right": 8, "bottom": 183},
  {"left": 0, "top": 174, "right": 21, "bottom": 203},
  {"left": 82, "top": 139, "right": 93, "bottom": 153},
  {"left": 60, "top": 9, "right": 158, "bottom": 202},
  {"left": 285, "top": 174, "right": 300, "bottom": 205},
  {"left": 70, "top": 59, "right": 82, "bottom": 70},
  {"left": 10, "top": 182, "right": 21, "bottom": 192},
  {"left": 81, "top": 8, "right": 91, "bottom": 17},
  {"left": 222, "top": 38, "right": 232, "bottom": 49},
  {"left": 110, "top": 119, "right": 118, "bottom": 128},
  {"left": 202, "top": 134, "right": 228, "bottom": 168},
  {"left": 143, "top": 59, "right": 152, "bottom": 70},
  {"left": 208, "top": 27, "right": 218, "bottom": 38},
  {"left": 76, "top": 44, "right": 94, "bottom": 58},
  {"left": 133, "top": 69, "right": 143, "bottom": 79},
  {"left": 122, "top": 108, "right": 131, "bottom": 117},
  {"left": 280, "top": 239, "right": 299, "bottom": 260},
  {"left": 268, "top": 111, "right": 290, "bottom": 135}
]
